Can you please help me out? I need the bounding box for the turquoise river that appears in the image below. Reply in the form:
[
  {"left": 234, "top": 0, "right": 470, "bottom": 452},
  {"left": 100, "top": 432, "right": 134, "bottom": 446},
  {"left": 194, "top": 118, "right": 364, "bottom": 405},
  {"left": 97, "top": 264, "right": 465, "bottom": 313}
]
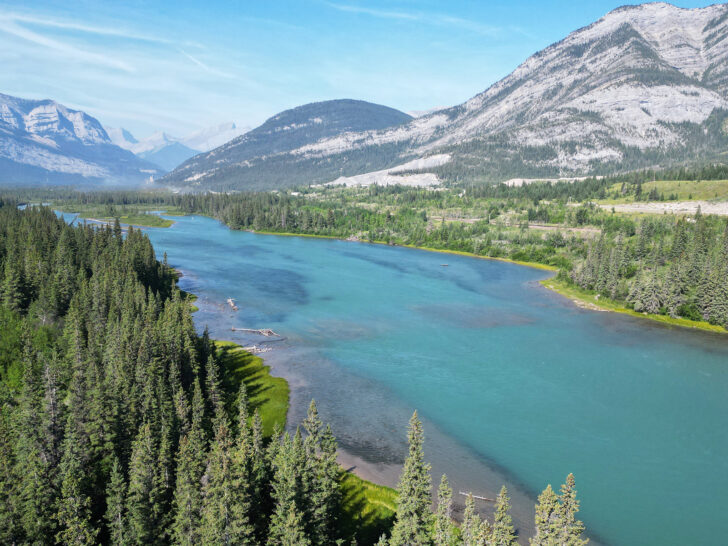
[{"left": 135, "top": 213, "right": 724, "bottom": 545}]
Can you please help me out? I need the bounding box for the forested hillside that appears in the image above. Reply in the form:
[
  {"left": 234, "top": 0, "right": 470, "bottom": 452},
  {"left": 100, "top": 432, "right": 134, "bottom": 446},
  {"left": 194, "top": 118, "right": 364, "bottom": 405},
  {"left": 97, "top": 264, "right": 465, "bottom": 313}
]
[{"left": 0, "top": 202, "right": 590, "bottom": 545}]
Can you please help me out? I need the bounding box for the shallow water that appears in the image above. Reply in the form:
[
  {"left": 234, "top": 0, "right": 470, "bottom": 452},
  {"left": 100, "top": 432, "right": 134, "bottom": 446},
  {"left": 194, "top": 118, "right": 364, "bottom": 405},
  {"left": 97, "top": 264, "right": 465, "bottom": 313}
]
[{"left": 118, "top": 213, "right": 726, "bottom": 545}]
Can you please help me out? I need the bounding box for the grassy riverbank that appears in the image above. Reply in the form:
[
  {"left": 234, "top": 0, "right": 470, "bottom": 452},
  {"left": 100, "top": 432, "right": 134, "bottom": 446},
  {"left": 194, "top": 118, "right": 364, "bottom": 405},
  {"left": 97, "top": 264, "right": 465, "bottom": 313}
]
[
  {"left": 246, "top": 228, "right": 559, "bottom": 272},
  {"left": 52, "top": 203, "right": 177, "bottom": 227},
  {"left": 213, "top": 339, "right": 398, "bottom": 542},
  {"left": 214, "top": 341, "right": 289, "bottom": 438},
  {"left": 542, "top": 277, "right": 728, "bottom": 334}
]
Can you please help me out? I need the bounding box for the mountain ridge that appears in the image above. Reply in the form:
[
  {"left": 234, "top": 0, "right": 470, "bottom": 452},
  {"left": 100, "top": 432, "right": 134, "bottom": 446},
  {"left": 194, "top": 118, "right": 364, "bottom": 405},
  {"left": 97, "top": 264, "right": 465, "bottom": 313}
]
[
  {"left": 162, "top": 2, "right": 728, "bottom": 191},
  {"left": 0, "top": 93, "right": 162, "bottom": 185},
  {"left": 162, "top": 99, "right": 414, "bottom": 190}
]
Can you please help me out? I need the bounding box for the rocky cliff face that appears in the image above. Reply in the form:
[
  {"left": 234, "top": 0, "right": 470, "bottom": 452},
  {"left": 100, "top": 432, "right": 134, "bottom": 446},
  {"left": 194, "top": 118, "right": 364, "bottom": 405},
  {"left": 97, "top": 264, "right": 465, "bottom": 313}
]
[
  {"left": 164, "top": 3, "right": 728, "bottom": 191},
  {"left": 0, "top": 93, "right": 161, "bottom": 185}
]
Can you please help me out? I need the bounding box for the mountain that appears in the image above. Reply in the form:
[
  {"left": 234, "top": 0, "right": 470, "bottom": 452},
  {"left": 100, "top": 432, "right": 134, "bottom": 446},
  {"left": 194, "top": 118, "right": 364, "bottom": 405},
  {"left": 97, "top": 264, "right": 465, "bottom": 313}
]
[
  {"left": 161, "top": 99, "right": 414, "bottom": 190},
  {"left": 163, "top": 2, "right": 728, "bottom": 191},
  {"left": 106, "top": 122, "right": 249, "bottom": 171},
  {"left": 182, "top": 122, "right": 249, "bottom": 152},
  {"left": 105, "top": 127, "right": 138, "bottom": 148},
  {"left": 0, "top": 93, "right": 162, "bottom": 186}
]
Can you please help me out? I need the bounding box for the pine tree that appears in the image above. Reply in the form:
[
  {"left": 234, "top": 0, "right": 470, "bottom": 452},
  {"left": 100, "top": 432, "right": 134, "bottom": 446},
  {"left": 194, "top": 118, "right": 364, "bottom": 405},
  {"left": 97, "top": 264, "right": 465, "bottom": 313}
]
[
  {"left": 249, "top": 409, "right": 269, "bottom": 541},
  {"left": 56, "top": 416, "right": 98, "bottom": 546},
  {"left": 269, "top": 501, "right": 311, "bottom": 546},
  {"left": 15, "top": 357, "right": 58, "bottom": 543},
  {"left": 309, "top": 423, "right": 341, "bottom": 544},
  {"left": 201, "top": 406, "right": 253, "bottom": 544},
  {"left": 390, "top": 411, "right": 432, "bottom": 546},
  {"left": 530, "top": 484, "right": 560, "bottom": 546},
  {"left": 127, "top": 422, "right": 162, "bottom": 545},
  {"left": 0, "top": 403, "right": 19, "bottom": 544},
  {"left": 490, "top": 486, "right": 517, "bottom": 546},
  {"left": 105, "top": 455, "right": 128, "bottom": 546},
  {"left": 461, "top": 493, "right": 482, "bottom": 546},
  {"left": 172, "top": 380, "right": 207, "bottom": 546},
  {"left": 268, "top": 433, "right": 304, "bottom": 545},
  {"left": 2, "top": 260, "right": 24, "bottom": 312},
  {"left": 433, "top": 475, "right": 454, "bottom": 546},
  {"left": 558, "top": 474, "right": 588, "bottom": 546}
]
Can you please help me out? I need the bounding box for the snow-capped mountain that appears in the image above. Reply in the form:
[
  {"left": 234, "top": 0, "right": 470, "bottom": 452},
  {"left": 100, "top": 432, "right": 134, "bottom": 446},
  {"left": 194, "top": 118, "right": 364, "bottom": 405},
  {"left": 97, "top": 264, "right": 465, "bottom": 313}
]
[
  {"left": 182, "top": 122, "right": 249, "bottom": 153},
  {"left": 164, "top": 2, "right": 728, "bottom": 191},
  {"left": 106, "top": 122, "right": 249, "bottom": 171},
  {"left": 0, "top": 93, "right": 161, "bottom": 186}
]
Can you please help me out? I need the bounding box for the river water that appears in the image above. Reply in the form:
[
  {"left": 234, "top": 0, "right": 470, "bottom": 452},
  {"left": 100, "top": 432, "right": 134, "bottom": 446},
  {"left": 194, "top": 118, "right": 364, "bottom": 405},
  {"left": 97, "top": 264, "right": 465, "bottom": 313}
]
[{"left": 136, "top": 213, "right": 726, "bottom": 545}]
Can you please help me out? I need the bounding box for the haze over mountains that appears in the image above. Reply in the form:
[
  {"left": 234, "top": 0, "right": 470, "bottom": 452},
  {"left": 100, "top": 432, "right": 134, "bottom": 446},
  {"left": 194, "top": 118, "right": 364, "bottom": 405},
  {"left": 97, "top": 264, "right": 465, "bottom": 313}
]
[
  {"left": 162, "top": 2, "right": 728, "bottom": 192},
  {"left": 106, "top": 122, "right": 249, "bottom": 171}
]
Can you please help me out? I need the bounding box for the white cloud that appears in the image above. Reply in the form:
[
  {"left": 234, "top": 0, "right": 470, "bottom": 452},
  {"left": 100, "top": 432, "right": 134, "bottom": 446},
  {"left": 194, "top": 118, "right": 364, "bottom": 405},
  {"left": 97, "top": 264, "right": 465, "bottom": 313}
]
[
  {"left": 324, "top": 2, "right": 507, "bottom": 37},
  {"left": 179, "top": 49, "right": 236, "bottom": 79},
  {"left": 0, "top": 15, "right": 135, "bottom": 72},
  {"left": 1, "top": 11, "right": 171, "bottom": 44}
]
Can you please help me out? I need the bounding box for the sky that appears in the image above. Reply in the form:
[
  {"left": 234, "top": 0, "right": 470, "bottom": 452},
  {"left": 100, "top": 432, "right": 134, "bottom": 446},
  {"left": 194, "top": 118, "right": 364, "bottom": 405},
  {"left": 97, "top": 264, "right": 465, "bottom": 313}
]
[{"left": 0, "top": 0, "right": 717, "bottom": 138}]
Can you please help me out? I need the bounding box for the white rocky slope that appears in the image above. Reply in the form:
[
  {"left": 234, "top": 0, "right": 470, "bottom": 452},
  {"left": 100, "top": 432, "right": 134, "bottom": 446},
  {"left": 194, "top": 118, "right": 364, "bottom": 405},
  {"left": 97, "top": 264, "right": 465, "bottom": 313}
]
[
  {"left": 293, "top": 3, "right": 728, "bottom": 170},
  {"left": 164, "top": 3, "right": 728, "bottom": 191},
  {"left": 0, "top": 93, "right": 161, "bottom": 184}
]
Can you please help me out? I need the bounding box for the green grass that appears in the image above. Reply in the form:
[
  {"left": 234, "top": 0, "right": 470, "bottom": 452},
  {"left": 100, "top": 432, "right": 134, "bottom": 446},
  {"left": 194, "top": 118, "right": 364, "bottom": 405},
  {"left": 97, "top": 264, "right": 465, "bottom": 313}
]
[
  {"left": 214, "top": 340, "right": 289, "bottom": 438},
  {"left": 213, "top": 338, "right": 399, "bottom": 543},
  {"left": 338, "top": 471, "right": 398, "bottom": 545},
  {"left": 52, "top": 203, "right": 177, "bottom": 227},
  {"left": 178, "top": 289, "right": 198, "bottom": 313},
  {"left": 542, "top": 277, "right": 727, "bottom": 334},
  {"left": 114, "top": 213, "right": 174, "bottom": 227},
  {"left": 600, "top": 179, "right": 728, "bottom": 203}
]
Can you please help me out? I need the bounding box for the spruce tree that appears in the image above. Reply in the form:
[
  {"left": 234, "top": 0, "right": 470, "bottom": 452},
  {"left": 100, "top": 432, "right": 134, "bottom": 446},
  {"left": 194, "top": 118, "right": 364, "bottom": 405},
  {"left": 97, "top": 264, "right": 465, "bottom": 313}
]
[
  {"left": 558, "top": 474, "right": 588, "bottom": 546},
  {"left": 491, "top": 486, "right": 517, "bottom": 546},
  {"left": 268, "top": 433, "right": 304, "bottom": 545},
  {"left": 105, "top": 455, "right": 128, "bottom": 546},
  {"left": 126, "top": 422, "right": 162, "bottom": 545},
  {"left": 172, "top": 380, "right": 207, "bottom": 545},
  {"left": 56, "top": 416, "right": 98, "bottom": 546},
  {"left": 270, "top": 501, "right": 311, "bottom": 546},
  {"left": 201, "top": 406, "right": 254, "bottom": 544},
  {"left": 461, "top": 493, "right": 482, "bottom": 546},
  {"left": 530, "top": 484, "right": 560, "bottom": 546},
  {"left": 433, "top": 474, "right": 454, "bottom": 546},
  {"left": 390, "top": 411, "right": 432, "bottom": 546}
]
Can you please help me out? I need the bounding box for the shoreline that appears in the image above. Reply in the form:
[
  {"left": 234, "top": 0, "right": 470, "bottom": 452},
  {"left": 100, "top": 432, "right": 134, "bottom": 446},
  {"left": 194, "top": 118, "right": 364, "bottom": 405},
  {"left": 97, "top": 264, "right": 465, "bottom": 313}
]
[
  {"left": 242, "top": 227, "right": 558, "bottom": 272},
  {"left": 541, "top": 277, "right": 728, "bottom": 335}
]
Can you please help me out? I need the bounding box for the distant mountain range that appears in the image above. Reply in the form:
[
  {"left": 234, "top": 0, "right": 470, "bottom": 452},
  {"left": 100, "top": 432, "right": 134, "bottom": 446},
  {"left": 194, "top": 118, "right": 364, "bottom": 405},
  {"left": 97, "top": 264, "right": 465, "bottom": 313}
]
[
  {"left": 3, "top": 2, "right": 727, "bottom": 190},
  {"left": 106, "top": 122, "right": 249, "bottom": 171},
  {"left": 0, "top": 93, "right": 161, "bottom": 186},
  {"left": 163, "top": 2, "right": 728, "bottom": 192}
]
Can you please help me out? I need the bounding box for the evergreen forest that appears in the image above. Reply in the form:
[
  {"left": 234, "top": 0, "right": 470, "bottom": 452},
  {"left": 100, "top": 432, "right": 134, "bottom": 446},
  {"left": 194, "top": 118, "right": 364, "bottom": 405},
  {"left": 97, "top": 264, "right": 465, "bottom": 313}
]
[{"left": 0, "top": 201, "right": 589, "bottom": 544}]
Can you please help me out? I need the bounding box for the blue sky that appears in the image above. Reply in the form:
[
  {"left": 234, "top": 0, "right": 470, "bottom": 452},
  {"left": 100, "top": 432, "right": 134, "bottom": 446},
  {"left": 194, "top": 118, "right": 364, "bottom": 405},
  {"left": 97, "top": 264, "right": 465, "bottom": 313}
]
[{"left": 0, "top": 0, "right": 716, "bottom": 138}]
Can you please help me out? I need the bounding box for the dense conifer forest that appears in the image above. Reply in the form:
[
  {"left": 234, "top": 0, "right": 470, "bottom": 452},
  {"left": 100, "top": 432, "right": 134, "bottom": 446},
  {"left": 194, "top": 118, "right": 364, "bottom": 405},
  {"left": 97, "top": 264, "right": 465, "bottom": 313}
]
[{"left": 0, "top": 201, "right": 590, "bottom": 544}]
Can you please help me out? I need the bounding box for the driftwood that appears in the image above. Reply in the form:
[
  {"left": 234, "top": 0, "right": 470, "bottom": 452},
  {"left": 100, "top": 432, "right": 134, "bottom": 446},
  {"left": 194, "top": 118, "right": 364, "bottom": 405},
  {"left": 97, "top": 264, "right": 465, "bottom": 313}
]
[
  {"left": 231, "top": 327, "right": 279, "bottom": 337},
  {"left": 459, "top": 491, "right": 496, "bottom": 502}
]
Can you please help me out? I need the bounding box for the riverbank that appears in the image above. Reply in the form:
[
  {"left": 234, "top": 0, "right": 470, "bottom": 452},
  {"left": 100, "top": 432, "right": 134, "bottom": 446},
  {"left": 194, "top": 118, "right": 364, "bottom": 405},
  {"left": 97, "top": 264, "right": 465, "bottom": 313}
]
[
  {"left": 243, "top": 227, "right": 559, "bottom": 272},
  {"left": 542, "top": 277, "right": 728, "bottom": 335},
  {"left": 212, "top": 339, "right": 398, "bottom": 542}
]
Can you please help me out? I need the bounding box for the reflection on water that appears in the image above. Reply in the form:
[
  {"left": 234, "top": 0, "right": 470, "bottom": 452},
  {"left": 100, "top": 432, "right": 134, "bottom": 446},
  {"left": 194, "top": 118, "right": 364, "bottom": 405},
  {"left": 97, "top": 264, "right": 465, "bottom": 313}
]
[{"left": 137, "top": 213, "right": 728, "bottom": 546}]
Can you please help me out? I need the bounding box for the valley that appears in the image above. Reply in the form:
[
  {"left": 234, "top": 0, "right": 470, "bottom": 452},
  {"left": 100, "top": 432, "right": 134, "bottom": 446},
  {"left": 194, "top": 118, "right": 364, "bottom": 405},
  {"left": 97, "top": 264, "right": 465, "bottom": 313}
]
[{"left": 2, "top": 2, "right": 728, "bottom": 545}]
